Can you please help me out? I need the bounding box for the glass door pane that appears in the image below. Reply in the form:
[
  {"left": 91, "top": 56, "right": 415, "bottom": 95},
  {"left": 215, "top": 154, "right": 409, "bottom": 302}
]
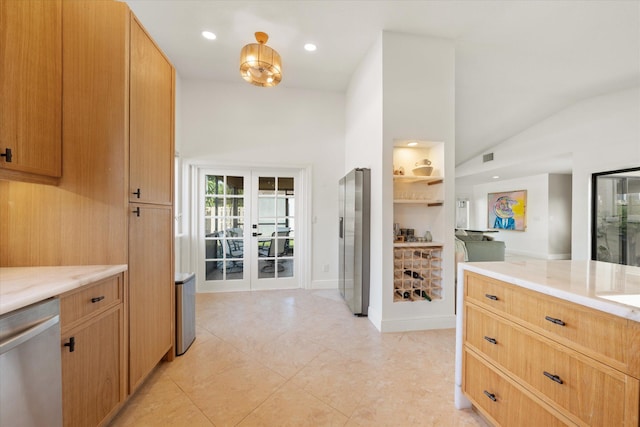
[
  {"left": 252, "top": 174, "right": 297, "bottom": 289},
  {"left": 201, "top": 171, "right": 250, "bottom": 291},
  {"left": 592, "top": 168, "right": 640, "bottom": 266}
]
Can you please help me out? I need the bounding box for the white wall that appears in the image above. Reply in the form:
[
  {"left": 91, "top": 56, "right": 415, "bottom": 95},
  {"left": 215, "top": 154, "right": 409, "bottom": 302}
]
[
  {"left": 382, "top": 32, "right": 456, "bottom": 331},
  {"left": 346, "top": 31, "right": 455, "bottom": 331},
  {"left": 345, "top": 35, "right": 384, "bottom": 327},
  {"left": 180, "top": 79, "right": 345, "bottom": 289},
  {"left": 548, "top": 174, "right": 572, "bottom": 256},
  {"left": 457, "top": 87, "right": 640, "bottom": 260}
]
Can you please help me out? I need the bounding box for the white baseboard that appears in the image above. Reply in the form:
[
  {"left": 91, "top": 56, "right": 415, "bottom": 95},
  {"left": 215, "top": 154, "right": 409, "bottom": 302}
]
[
  {"left": 367, "top": 305, "right": 383, "bottom": 332},
  {"left": 380, "top": 315, "right": 456, "bottom": 333},
  {"left": 309, "top": 279, "right": 338, "bottom": 289}
]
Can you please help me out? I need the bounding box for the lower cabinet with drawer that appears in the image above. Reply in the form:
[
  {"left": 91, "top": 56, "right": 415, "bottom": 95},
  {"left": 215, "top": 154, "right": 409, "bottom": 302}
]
[
  {"left": 59, "top": 273, "right": 126, "bottom": 427},
  {"left": 462, "top": 271, "right": 640, "bottom": 427}
]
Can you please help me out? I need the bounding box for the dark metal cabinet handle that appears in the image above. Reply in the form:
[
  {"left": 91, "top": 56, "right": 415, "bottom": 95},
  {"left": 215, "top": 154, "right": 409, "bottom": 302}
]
[
  {"left": 484, "top": 336, "right": 497, "bottom": 345},
  {"left": 485, "top": 294, "right": 499, "bottom": 301},
  {"left": 0, "top": 148, "right": 12, "bottom": 162},
  {"left": 91, "top": 296, "right": 105, "bottom": 303},
  {"left": 64, "top": 337, "right": 75, "bottom": 353},
  {"left": 483, "top": 390, "right": 497, "bottom": 402},
  {"left": 132, "top": 188, "right": 141, "bottom": 198},
  {"left": 133, "top": 207, "right": 141, "bottom": 217},
  {"left": 545, "top": 315, "right": 566, "bottom": 326},
  {"left": 543, "top": 371, "right": 564, "bottom": 384}
]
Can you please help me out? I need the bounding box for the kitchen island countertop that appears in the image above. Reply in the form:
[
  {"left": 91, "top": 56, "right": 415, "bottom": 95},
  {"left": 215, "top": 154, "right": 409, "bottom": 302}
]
[
  {"left": 458, "top": 259, "right": 640, "bottom": 321},
  {"left": 0, "top": 265, "right": 127, "bottom": 315}
]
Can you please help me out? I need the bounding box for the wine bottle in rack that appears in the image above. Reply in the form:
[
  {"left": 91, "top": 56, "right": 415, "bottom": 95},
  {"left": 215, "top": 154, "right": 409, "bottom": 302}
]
[
  {"left": 403, "top": 270, "right": 424, "bottom": 280},
  {"left": 413, "top": 289, "right": 432, "bottom": 301}
]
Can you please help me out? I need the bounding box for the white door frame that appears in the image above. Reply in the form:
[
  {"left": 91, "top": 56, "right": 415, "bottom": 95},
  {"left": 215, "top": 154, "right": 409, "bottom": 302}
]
[{"left": 187, "top": 162, "right": 311, "bottom": 292}]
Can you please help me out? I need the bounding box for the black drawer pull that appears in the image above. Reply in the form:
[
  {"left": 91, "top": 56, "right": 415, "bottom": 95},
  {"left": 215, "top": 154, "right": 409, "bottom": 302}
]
[
  {"left": 485, "top": 294, "right": 498, "bottom": 301},
  {"left": 543, "top": 371, "right": 564, "bottom": 384},
  {"left": 1, "top": 148, "right": 12, "bottom": 163},
  {"left": 64, "top": 336, "right": 75, "bottom": 353},
  {"left": 545, "top": 315, "right": 565, "bottom": 326},
  {"left": 483, "top": 390, "right": 497, "bottom": 402},
  {"left": 484, "top": 336, "right": 497, "bottom": 345},
  {"left": 133, "top": 188, "right": 141, "bottom": 198},
  {"left": 91, "top": 296, "right": 105, "bottom": 303},
  {"left": 133, "top": 207, "right": 141, "bottom": 217}
]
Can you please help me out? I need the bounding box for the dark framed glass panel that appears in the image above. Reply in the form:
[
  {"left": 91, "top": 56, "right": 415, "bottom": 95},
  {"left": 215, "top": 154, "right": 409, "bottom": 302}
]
[{"left": 592, "top": 167, "right": 640, "bottom": 266}]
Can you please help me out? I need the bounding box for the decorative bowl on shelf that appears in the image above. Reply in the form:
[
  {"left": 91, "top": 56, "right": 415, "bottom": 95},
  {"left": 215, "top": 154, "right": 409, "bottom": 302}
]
[{"left": 412, "top": 165, "right": 433, "bottom": 176}]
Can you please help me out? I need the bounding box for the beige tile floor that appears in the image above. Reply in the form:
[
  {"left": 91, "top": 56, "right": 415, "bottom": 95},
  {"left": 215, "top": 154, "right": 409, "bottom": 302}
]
[{"left": 109, "top": 289, "right": 489, "bottom": 427}]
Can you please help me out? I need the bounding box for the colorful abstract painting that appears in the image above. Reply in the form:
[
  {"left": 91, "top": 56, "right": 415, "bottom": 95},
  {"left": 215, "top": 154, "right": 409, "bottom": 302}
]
[{"left": 487, "top": 190, "right": 527, "bottom": 231}]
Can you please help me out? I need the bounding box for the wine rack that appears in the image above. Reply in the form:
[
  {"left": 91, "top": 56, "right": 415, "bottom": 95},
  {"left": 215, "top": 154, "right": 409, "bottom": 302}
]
[{"left": 393, "top": 246, "right": 442, "bottom": 302}]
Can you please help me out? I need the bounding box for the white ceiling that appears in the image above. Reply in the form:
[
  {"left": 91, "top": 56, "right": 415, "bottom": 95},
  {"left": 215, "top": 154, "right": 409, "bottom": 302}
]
[{"left": 125, "top": 0, "right": 640, "bottom": 167}]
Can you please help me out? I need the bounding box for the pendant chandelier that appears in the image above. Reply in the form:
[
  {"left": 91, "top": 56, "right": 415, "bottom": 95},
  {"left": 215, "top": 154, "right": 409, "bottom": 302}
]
[{"left": 239, "top": 32, "right": 282, "bottom": 87}]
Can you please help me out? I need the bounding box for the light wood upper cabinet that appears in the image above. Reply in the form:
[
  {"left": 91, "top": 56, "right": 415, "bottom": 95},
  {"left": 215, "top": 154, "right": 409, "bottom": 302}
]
[
  {"left": 130, "top": 17, "right": 174, "bottom": 205},
  {"left": 128, "top": 204, "right": 173, "bottom": 392},
  {"left": 0, "top": 0, "right": 62, "bottom": 183}
]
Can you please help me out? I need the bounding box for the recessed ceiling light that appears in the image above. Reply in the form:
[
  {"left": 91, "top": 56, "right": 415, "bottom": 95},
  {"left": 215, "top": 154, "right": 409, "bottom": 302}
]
[
  {"left": 492, "top": 175, "right": 500, "bottom": 179},
  {"left": 202, "top": 31, "right": 216, "bottom": 40},
  {"left": 304, "top": 43, "right": 317, "bottom": 52},
  {"left": 407, "top": 141, "right": 418, "bottom": 147}
]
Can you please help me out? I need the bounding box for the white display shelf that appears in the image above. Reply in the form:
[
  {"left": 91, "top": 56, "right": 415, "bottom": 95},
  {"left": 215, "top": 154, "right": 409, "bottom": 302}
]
[
  {"left": 393, "top": 175, "right": 443, "bottom": 184},
  {"left": 393, "top": 199, "right": 444, "bottom": 206}
]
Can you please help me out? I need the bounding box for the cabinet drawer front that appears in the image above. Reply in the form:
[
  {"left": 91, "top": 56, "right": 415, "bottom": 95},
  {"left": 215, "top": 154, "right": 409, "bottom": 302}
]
[
  {"left": 465, "top": 271, "right": 513, "bottom": 314},
  {"left": 60, "top": 275, "right": 122, "bottom": 327},
  {"left": 463, "top": 348, "right": 570, "bottom": 427},
  {"left": 465, "top": 271, "right": 630, "bottom": 373},
  {"left": 465, "top": 304, "right": 628, "bottom": 426}
]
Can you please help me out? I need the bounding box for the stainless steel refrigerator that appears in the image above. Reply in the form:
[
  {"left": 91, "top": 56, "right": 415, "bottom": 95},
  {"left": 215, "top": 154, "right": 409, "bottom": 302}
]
[{"left": 338, "top": 168, "right": 371, "bottom": 316}]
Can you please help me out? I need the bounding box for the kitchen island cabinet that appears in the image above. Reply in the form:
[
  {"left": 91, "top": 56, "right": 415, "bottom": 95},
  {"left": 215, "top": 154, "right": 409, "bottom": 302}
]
[
  {"left": 455, "top": 260, "right": 640, "bottom": 427},
  {"left": 0, "top": 0, "right": 62, "bottom": 184}
]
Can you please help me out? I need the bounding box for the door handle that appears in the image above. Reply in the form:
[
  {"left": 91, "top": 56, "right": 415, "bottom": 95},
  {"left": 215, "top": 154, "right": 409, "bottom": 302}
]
[
  {"left": 64, "top": 336, "right": 75, "bottom": 353},
  {"left": 0, "top": 148, "right": 12, "bottom": 163},
  {"left": 252, "top": 232, "right": 262, "bottom": 237},
  {"left": 339, "top": 217, "right": 344, "bottom": 238}
]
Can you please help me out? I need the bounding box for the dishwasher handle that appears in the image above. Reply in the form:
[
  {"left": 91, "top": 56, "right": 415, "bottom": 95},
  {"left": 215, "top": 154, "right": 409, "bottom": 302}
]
[{"left": 0, "top": 315, "right": 60, "bottom": 355}]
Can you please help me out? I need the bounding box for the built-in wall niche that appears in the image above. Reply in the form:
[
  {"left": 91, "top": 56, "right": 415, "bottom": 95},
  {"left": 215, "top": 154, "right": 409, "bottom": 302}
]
[{"left": 393, "top": 140, "right": 444, "bottom": 243}]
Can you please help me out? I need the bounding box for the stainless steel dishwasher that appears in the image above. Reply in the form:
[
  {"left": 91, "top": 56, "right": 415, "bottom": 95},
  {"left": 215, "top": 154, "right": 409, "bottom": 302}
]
[{"left": 0, "top": 298, "right": 63, "bottom": 427}]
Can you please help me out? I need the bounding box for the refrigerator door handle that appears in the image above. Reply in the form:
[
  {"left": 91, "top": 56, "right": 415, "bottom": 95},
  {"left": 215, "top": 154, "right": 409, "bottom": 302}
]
[{"left": 339, "top": 217, "right": 344, "bottom": 238}]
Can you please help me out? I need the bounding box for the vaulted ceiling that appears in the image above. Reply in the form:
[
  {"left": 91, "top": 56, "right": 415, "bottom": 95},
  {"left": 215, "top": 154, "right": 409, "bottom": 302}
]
[{"left": 125, "top": 0, "right": 640, "bottom": 166}]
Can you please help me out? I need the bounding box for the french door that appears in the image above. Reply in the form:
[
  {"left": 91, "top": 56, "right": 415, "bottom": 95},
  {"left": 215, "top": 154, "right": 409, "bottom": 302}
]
[{"left": 198, "top": 168, "right": 299, "bottom": 292}]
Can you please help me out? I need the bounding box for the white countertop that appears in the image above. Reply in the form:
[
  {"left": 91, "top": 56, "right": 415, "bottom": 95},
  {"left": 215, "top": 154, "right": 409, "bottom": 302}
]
[
  {"left": 459, "top": 260, "right": 640, "bottom": 322},
  {"left": 0, "top": 265, "right": 127, "bottom": 315},
  {"left": 394, "top": 241, "right": 443, "bottom": 247}
]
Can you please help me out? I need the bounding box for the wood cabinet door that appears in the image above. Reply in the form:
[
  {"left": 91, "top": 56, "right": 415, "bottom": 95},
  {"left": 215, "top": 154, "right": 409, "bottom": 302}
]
[
  {"left": 0, "top": 0, "right": 62, "bottom": 180},
  {"left": 129, "top": 16, "right": 174, "bottom": 205},
  {"left": 128, "top": 204, "right": 173, "bottom": 391},
  {"left": 61, "top": 307, "right": 124, "bottom": 427}
]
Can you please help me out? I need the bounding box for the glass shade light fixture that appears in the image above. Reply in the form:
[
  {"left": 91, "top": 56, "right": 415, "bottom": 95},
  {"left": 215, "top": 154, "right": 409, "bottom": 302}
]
[{"left": 239, "top": 32, "right": 282, "bottom": 87}]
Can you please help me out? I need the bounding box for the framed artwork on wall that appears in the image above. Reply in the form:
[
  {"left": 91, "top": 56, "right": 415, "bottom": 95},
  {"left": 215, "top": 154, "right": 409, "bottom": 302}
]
[{"left": 488, "top": 190, "right": 527, "bottom": 231}]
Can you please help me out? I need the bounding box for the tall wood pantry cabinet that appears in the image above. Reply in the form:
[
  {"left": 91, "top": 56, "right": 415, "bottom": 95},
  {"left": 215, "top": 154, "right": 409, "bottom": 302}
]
[
  {"left": 128, "top": 14, "right": 176, "bottom": 392},
  {"left": 0, "top": 0, "right": 62, "bottom": 184},
  {"left": 63, "top": 0, "right": 176, "bottom": 419}
]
